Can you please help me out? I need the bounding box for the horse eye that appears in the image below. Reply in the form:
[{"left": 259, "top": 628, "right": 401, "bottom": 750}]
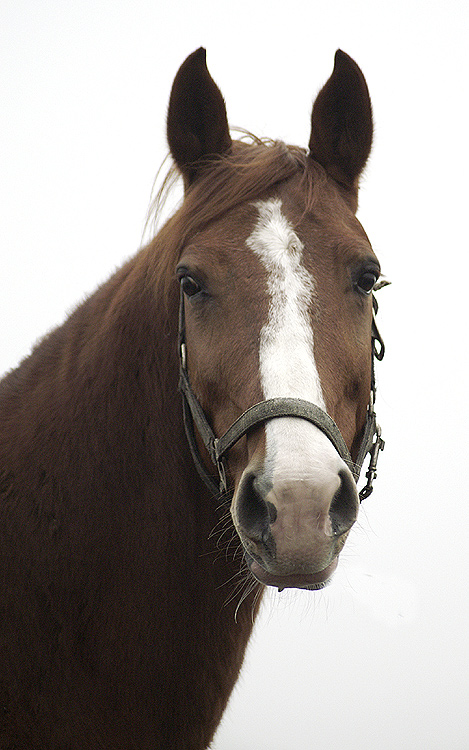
[
  {"left": 356, "top": 271, "right": 378, "bottom": 295},
  {"left": 180, "top": 275, "right": 201, "bottom": 298}
]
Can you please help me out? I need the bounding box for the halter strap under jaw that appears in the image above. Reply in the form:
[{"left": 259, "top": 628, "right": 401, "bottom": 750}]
[{"left": 178, "top": 288, "right": 385, "bottom": 501}]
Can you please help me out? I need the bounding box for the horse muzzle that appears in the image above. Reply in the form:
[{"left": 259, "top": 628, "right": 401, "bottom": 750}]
[{"left": 232, "top": 451, "right": 358, "bottom": 591}]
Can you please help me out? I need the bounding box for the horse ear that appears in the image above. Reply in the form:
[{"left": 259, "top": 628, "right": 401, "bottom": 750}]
[
  {"left": 167, "top": 48, "right": 232, "bottom": 186},
  {"left": 309, "top": 50, "right": 373, "bottom": 196}
]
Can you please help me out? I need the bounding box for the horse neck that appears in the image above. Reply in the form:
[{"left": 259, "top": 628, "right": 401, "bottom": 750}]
[
  {"left": 0, "top": 253, "right": 180, "bottom": 515},
  {"left": 0, "top": 249, "right": 263, "bottom": 749}
]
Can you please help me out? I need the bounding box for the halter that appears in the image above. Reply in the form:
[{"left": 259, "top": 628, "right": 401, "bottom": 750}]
[{"left": 178, "top": 289, "right": 385, "bottom": 502}]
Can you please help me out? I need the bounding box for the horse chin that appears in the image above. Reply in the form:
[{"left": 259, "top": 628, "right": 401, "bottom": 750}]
[{"left": 245, "top": 554, "right": 338, "bottom": 592}]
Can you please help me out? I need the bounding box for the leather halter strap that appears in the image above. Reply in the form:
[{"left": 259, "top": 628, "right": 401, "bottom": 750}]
[{"left": 178, "top": 289, "right": 385, "bottom": 501}]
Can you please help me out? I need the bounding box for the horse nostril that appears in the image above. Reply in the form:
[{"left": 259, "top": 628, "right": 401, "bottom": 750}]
[
  {"left": 329, "top": 469, "right": 359, "bottom": 536},
  {"left": 236, "top": 472, "right": 272, "bottom": 543}
]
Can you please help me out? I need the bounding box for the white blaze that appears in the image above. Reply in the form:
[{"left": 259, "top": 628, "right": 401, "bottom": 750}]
[
  {"left": 246, "top": 198, "right": 340, "bottom": 486},
  {"left": 246, "top": 198, "right": 325, "bottom": 406}
]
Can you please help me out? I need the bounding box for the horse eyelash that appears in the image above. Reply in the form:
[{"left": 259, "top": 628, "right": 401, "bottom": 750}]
[{"left": 374, "top": 277, "right": 392, "bottom": 291}]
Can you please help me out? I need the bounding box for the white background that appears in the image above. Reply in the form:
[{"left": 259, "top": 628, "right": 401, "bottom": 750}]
[{"left": 1, "top": 2, "right": 468, "bottom": 748}]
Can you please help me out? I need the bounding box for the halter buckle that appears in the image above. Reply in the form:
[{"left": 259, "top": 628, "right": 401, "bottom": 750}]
[{"left": 359, "top": 425, "right": 385, "bottom": 502}]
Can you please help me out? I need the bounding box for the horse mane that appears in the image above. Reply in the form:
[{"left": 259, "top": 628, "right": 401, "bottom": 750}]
[{"left": 144, "top": 135, "right": 325, "bottom": 298}]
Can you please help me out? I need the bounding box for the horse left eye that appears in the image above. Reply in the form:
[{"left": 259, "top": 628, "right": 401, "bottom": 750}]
[{"left": 356, "top": 271, "right": 378, "bottom": 295}]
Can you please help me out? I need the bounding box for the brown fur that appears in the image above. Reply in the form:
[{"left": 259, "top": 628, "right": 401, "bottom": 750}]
[
  {"left": 0, "top": 131, "right": 314, "bottom": 750},
  {"left": 0, "top": 253, "right": 261, "bottom": 749},
  {"left": 0, "top": 48, "right": 376, "bottom": 748}
]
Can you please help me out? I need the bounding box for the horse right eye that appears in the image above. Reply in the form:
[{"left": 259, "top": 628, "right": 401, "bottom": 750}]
[{"left": 180, "top": 276, "right": 201, "bottom": 298}]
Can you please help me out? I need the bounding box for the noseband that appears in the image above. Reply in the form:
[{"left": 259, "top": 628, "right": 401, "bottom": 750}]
[{"left": 178, "top": 290, "right": 385, "bottom": 502}]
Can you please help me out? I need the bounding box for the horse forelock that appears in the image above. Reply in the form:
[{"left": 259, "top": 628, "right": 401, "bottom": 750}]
[{"left": 145, "top": 136, "right": 323, "bottom": 300}]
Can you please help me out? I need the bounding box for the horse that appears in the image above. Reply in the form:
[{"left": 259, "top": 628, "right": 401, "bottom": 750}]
[{"left": 0, "top": 48, "right": 385, "bottom": 749}]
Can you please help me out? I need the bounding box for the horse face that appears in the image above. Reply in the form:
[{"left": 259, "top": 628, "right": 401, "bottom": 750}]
[
  {"left": 177, "top": 171, "right": 379, "bottom": 589},
  {"left": 169, "top": 48, "right": 377, "bottom": 589}
]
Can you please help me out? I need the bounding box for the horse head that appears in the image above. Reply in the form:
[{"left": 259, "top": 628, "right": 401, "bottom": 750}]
[{"left": 166, "top": 48, "right": 382, "bottom": 591}]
